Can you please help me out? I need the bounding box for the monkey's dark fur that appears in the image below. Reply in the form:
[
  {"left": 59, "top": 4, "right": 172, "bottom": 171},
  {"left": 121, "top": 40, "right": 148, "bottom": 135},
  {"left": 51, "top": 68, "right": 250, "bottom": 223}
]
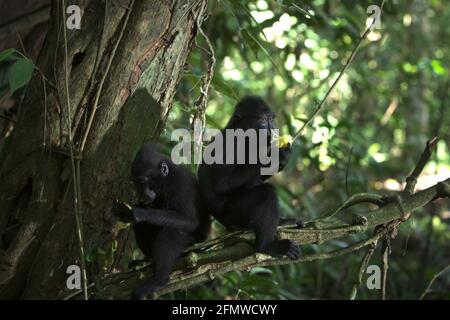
[
  {"left": 116, "top": 144, "right": 209, "bottom": 299},
  {"left": 198, "top": 96, "right": 302, "bottom": 260}
]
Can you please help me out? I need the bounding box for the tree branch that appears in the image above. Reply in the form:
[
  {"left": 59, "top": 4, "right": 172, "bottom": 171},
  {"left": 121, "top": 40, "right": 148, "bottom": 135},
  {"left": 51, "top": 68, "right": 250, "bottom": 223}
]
[
  {"left": 65, "top": 139, "right": 447, "bottom": 300},
  {"left": 87, "top": 176, "right": 449, "bottom": 299}
]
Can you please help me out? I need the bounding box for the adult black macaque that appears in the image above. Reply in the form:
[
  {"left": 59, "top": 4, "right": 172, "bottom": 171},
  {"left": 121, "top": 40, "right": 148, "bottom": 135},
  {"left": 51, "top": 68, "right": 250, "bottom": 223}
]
[
  {"left": 198, "top": 96, "right": 303, "bottom": 260},
  {"left": 115, "top": 144, "right": 210, "bottom": 300}
]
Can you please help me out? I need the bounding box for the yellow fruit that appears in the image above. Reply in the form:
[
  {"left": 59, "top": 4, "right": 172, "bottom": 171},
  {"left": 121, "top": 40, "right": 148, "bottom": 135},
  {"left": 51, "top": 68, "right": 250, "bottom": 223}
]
[{"left": 277, "top": 135, "right": 293, "bottom": 148}]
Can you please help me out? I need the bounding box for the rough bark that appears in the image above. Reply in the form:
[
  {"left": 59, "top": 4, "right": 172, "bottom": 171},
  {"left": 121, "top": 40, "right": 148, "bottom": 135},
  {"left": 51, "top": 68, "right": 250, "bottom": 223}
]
[{"left": 0, "top": 0, "right": 207, "bottom": 299}]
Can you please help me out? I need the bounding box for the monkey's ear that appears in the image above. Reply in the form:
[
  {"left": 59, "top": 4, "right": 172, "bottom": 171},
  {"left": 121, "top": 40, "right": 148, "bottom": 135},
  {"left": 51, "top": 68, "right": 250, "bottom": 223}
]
[{"left": 160, "top": 161, "right": 169, "bottom": 177}]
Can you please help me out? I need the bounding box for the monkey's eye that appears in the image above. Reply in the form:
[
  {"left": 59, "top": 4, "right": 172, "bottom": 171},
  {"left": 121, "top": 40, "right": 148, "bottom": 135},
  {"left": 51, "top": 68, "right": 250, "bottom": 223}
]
[
  {"left": 160, "top": 162, "right": 169, "bottom": 177},
  {"left": 259, "top": 115, "right": 271, "bottom": 125}
]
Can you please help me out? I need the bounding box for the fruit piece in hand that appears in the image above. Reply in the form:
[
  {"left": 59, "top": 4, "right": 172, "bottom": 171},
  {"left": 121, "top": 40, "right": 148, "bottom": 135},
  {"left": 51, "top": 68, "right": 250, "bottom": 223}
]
[
  {"left": 274, "top": 134, "right": 293, "bottom": 149},
  {"left": 112, "top": 200, "right": 134, "bottom": 223}
]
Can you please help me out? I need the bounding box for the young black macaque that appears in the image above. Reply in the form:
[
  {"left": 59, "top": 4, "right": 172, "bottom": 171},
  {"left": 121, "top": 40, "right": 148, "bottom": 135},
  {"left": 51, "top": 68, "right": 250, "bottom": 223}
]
[
  {"left": 115, "top": 144, "right": 209, "bottom": 299},
  {"left": 198, "top": 96, "right": 303, "bottom": 260}
]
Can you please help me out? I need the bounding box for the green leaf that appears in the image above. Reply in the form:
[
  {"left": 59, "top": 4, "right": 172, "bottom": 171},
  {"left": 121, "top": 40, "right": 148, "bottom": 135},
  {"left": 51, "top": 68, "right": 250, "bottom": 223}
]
[
  {"left": 242, "top": 29, "right": 282, "bottom": 73},
  {"left": 402, "top": 62, "right": 418, "bottom": 74},
  {"left": 8, "top": 58, "right": 35, "bottom": 93},
  {"left": 205, "top": 114, "right": 222, "bottom": 129},
  {"left": 229, "top": 0, "right": 270, "bottom": 43},
  {"left": 249, "top": 267, "right": 273, "bottom": 276},
  {"left": 431, "top": 59, "right": 446, "bottom": 75},
  {"left": 211, "top": 74, "right": 239, "bottom": 100},
  {"left": 290, "top": 3, "right": 311, "bottom": 18},
  {"left": 0, "top": 48, "right": 16, "bottom": 62}
]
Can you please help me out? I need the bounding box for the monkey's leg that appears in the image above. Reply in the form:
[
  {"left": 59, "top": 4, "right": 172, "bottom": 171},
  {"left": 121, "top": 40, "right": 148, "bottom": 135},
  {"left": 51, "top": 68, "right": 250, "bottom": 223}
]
[
  {"left": 221, "top": 183, "right": 301, "bottom": 260},
  {"left": 253, "top": 209, "right": 301, "bottom": 260},
  {"left": 131, "top": 231, "right": 187, "bottom": 300}
]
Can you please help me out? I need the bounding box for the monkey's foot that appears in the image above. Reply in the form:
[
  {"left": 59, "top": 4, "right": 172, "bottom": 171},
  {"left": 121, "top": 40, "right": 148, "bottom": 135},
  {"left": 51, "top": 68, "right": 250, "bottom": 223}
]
[
  {"left": 131, "top": 279, "right": 167, "bottom": 300},
  {"left": 263, "top": 239, "right": 301, "bottom": 260},
  {"left": 284, "top": 240, "right": 301, "bottom": 260}
]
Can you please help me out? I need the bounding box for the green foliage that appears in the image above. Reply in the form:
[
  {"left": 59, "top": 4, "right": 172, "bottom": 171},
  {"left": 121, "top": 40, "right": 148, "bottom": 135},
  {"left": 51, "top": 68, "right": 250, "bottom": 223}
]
[
  {"left": 162, "top": 0, "right": 450, "bottom": 299},
  {"left": 0, "top": 48, "right": 16, "bottom": 62},
  {"left": 8, "top": 58, "right": 35, "bottom": 93},
  {"left": 0, "top": 48, "right": 36, "bottom": 93}
]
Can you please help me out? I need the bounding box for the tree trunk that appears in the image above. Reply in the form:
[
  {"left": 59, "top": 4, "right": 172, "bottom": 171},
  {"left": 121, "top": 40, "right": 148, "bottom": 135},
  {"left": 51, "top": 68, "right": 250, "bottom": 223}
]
[
  {"left": 0, "top": 0, "right": 207, "bottom": 299},
  {"left": 404, "top": 0, "right": 431, "bottom": 164}
]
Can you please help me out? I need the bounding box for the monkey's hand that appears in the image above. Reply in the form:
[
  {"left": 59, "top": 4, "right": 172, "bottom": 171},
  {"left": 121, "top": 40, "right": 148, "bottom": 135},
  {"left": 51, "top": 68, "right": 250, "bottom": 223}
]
[
  {"left": 128, "top": 258, "right": 148, "bottom": 270},
  {"left": 112, "top": 200, "right": 135, "bottom": 223},
  {"left": 278, "top": 143, "right": 292, "bottom": 172}
]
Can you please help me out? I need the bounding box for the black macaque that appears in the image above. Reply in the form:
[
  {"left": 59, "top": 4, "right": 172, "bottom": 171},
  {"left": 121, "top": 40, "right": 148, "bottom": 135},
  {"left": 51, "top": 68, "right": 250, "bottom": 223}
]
[
  {"left": 198, "top": 96, "right": 303, "bottom": 260},
  {"left": 115, "top": 144, "right": 210, "bottom": 299}
]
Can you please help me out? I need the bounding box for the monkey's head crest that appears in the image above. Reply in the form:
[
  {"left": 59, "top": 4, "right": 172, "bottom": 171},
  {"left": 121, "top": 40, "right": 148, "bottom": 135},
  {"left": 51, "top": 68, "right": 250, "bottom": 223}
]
[
  {"left": 234, "top": 96, "right": 273, "bottom": 118},
  {"left": 226, "top": 96, "right": 275, "bottom": 130}
]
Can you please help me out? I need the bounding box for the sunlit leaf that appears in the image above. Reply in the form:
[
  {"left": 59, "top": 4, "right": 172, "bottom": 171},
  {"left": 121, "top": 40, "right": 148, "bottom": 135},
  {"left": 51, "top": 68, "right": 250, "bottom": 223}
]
[
  {"left": 290, "top": 3, "right": 311, "bottom": 18},
  {"left": 229, "top": 0, "right": 270, "bottom": 43},
  {"left": 211, "top": 74, "right": 239, "bottom": 100},
  {"left": 431, "top": 59, "right": 446, "bottom": 75},
  {"left": 249, "top": 267, "right": 273, "bottom": 275},
  {"left": 242, "top": 29, "right": 281, "bottom": 73}
]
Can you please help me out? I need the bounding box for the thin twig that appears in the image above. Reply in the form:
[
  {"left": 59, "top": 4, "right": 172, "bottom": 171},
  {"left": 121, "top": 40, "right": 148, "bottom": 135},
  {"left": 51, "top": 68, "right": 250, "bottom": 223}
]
[
  {"left": 62, "top": 283, "right": 95, "bottom": 300},
  {"left": 293, "top": 0, "right": 386, "bottom": 141},
  {"left": 191, "top": 15, "right": 216, "bottom": 165},
  {"left": 0, "top": 114, "right": 17, "bottom": 123},
  {"left": 345, "top": 145, "right": 354, "bottom": 196},
  {"left": 349, "top": 238, "right": 379, "bottom": 299},
  {"left": 309, "top": 192, "right": 384, "bottom": 223},
  {"left": 71, "top": 0, "right": 107, "bottom": 137},
  {"left": 432, "top": 81, "right": 449, "bottom": 138},
  {"left": 380, "top": 237, "right": 390, "bottom": 300},
  {"left": 419, "top": 264, "right": 450, "bottom": 300},
  {"left": 379, "top": 138, "right": 439, "bottom": 299},
  {"left": 62, "top": 0, "right": 88, "bottom": 300},
  {"left": 79, "top": 0, "right": 135, "bottom": 154},
  {"left": 404, "top": 137, "right": 438, "bottom": 194}
]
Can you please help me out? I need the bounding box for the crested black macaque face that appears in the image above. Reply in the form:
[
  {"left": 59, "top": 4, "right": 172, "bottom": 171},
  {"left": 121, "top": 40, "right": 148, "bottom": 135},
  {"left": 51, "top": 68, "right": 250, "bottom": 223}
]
[
  {"left": 227, "top": 96, "right": 276, "bottom": 133},
  {"left": 131, "top": 144, "right": 170, "bottom": 206}
]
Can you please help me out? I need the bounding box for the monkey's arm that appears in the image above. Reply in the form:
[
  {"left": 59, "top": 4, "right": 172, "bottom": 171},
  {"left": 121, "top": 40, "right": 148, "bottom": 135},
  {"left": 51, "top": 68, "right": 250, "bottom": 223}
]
[
  {"left": 278, "top": 145, "right": 292, "bottom": 172},
  {"left": 132, "top": 207, "right": 197, "bottom": 232}
]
